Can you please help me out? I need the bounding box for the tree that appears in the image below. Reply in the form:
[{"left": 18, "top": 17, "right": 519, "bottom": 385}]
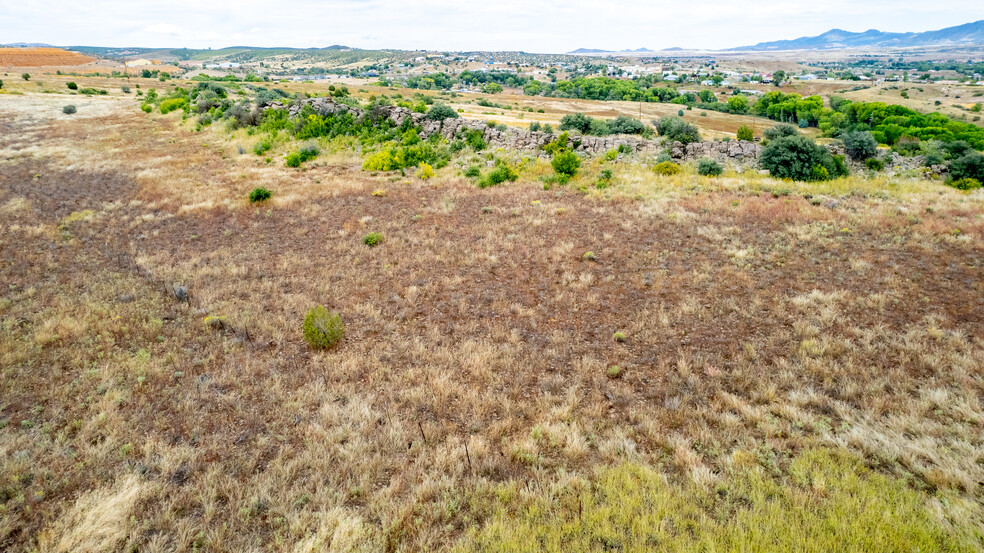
[
  {"left": 482, "top": 83, "right": 503, "bottom": 94},
  {"left": 21, "top": 73, "right": 30, "bottom": 81},
  {"left": 559, "top": 113, "right": 592, "bottom": 134},
  {"left": 772, "top": 70, "right": 786, "bottom": 86},
  {"left": 727, "top": 95, "right": 749, "bottom": 114},
  {"left": 607, "top": 115, "right": 645, "bottom": 135},
  {"left": 698, "top": 90, "right": 715, "bottom": 103},
  {"left": 66, "top": 82, "right": 78, "bottom": 90},
  {"left": 736, "top": 125, "right": 754, "bottom": 141},
  {"left": 523, "top": 81, "right": 543, "bottom": 96},
  {"left": 842, "top": 130, "right": 878, "bottom": 160},
  {"left": 760, "top": 134, "right": 846, "bottom": 181}
]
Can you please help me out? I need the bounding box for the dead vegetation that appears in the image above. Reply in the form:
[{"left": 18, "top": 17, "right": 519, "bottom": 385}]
[{"left": 1, "top": 92, "right": 983, "bottom": 551}]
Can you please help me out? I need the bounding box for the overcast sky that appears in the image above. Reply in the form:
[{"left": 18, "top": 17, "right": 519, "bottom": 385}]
[{"left": 3, "top": 1, "right": 984, "bottom": 52}]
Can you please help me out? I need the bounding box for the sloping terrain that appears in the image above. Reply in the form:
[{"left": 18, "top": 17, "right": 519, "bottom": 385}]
[{"left": 0, "top": 47, "right": 95, "bottom": 67}]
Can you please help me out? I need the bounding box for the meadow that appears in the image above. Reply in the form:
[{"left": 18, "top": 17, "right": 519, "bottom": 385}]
[{"left": 1, "top": 75, "right": 983, "bottom": 552}]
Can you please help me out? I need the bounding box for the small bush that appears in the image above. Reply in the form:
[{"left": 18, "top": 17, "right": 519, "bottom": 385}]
[
  {"left": 842, "top": 130, "right": 878, "bottom": 160},
  {"left": 464, "top": 165, "right": 481, "bottom": 178},
  {"left": 479, "top": 164, "right": 518, "bottom": 188},
  {"left": 653, "top": 161, "right": 681, "bottom": 176},
  {"left": 302, "top": 306, "right": 344, "bottom": 350},
  {"left": 655, "top": 117, "right": 700, "bottom": 144},
  {"left": 697, "top": 158, "right": 723, "bottom": 176},
  {"left": 249, "top": 187, "right": 272, "bottom": 202},
  {"left": 66, "top": 82, "right": 78, "bottom": 90},
  {"left": 736, "top": 125, "right": 754, "bottom": 141},
  {"left": 286, "top": 144, "right": 319, "bottom": 167},
  {"left": 253, "top": 141, "right": 271, "bottom": 156},
  {"left": 121, "top": 85, "right": 131, "bottom": 93},
  {"left": 362, "top": 232, "right": 383, "bottom": 247},
  {"left": 763, "top": 123, "right": 799, "bottom": 141},
  {"left": 419, "top": 163, "right": 434, "bottom": 179},
  {"left": 159, "top": 97, "right": 189, "bottom": 114},
  {"left": 141, "top": 104, "right": 152, "bottom": 113},
  {"left": 949, "top": 151, "right": 984, "bottom": 183},
  {"left": 948, "top": 177, "right": 982, "bottom": 190},
  {"left": 426, "top": 103, "right": 459, "bottom": 121},
  {"left": 760, "top": 135, "right": 846, "bottom": 181},
  {"left": 866, "top": 157, "right": 885, "bottom": 171},
  {"left": 551, "top": 151, "right": 581, "bottom": 176},
  {"left": 21, "top": 73, "right": 30, "bottom": 81},
  {"left": 62, "top": 105, "right": 77, "bottom": 115}
]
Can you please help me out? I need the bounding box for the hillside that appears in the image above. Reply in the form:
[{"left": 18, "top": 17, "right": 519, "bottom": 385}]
[{"left": 0, "top": 47, "right": 95, "bottom": 67}]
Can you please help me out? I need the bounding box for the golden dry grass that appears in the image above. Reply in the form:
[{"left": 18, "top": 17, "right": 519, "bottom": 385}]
[{"left": 1, "top": 91, "right": 983, "bottom": 552}]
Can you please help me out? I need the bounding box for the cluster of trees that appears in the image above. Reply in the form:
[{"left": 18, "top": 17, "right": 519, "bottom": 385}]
[{"left": 752, "top": 92, "right": 984, "bottom": 151}]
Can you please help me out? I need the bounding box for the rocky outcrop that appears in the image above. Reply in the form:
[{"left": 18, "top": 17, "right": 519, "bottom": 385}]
[{"left": 268, "top": 97, "right": 764, "bottom": 163}]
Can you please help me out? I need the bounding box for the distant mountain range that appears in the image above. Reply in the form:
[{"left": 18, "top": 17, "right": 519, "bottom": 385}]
[
  {"left": 733, "top": 19, "right": 984, "bottom": 50},
  {"left": 569, "top": 20, "right": 984, "bottom": 53},
  {"left": 2, "top": 42, "right": 55, "bottom": 48}
]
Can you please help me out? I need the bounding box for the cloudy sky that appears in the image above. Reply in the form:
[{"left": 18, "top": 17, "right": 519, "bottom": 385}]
[{"left": 3, "top": 0, "right": 984, "bottom": 52}]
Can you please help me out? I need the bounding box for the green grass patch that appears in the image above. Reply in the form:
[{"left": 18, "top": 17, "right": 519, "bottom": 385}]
[{"left": 458, "top": 448, "right": 982, "bottom": 552}]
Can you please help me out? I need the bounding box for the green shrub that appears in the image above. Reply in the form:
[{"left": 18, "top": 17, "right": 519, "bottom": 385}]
[
  {"left": 419, "top": 163, "right": 434, "bottom": 179},
  {"left": 465, "top": 129, "right": 486, "bottom": 151},
  {"left": 655, "top": 117, "right": 700, "bottom": 144},
  {"left": 140, "top": 104, "right": 152, "bottom": 113},
  {"left": 763, "top": 123, "right": 799, "bottom": 141},
  {"left": 948, "top": 177, "right": 982, "bottom": 190},
  {"left": 66, "top": 82, "right": 78, "bottom": 90},
  {"left": 249, "top": 187, "right": 272, "bottom": 202},
  {"left": 426, "top": 103, "right": 459, "bottom": 121},
  {"left": 285, "top": 144, "right": 320, "bottom": 168},
  {"left": 464, "top": 165, "right": 481, "bottom": 178},
  {"left": 121, "top": 85, "right": 131, "bottom": 94},
  {"left": 551, "top": 151, "right": 581, "bottom": 176},
  {"left": 362, "top": 232, "right": 383, "bottom": 247},
  {"left": 21, "top": 73, "right": 30, "bottom": 81},
  {"left": 607, "top": 115, "right": 645, "bottom": 135},
  {"left": 948, "top": 151, "right": 984, "bottom": 183},
  {"left": 865, "top": 157, "right": 885, "bottom": 171},
  {"left": 79, "top": 87, "right": 108, "bottom": 95},
  {"left": 159, "top": 97, "right": 189, "bottom": 114},
  {"left": 736, "top": 125, "right": 754, "bottom": 141},
  {"left": 842, "top": 130, "right": 878, "bottom": 160},
  {"left": 653, "top": 161, "right": 681, "bottom": 176},
  {"left": 697, "top": 158, "right": 723, "bottom": 176},
  {"left": 677, "top": 109, "right": 684, "bottom": 117},
  {"left": 253, "top": 141, "right": 271, "bottom": 155},
  {"left": 760, "top": 135, "right": 846, "bottom": 181},
  {"left": 479, "top": 164, "right": 518, "bottom": 188},
  {"left": 62, "top": 105, "right": 77, "bottom": 115},
  {"left": 302, "top": 306, "right": 344, "bottom": 350}
]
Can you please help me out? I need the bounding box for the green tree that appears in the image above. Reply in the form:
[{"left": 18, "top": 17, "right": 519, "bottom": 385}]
[
  {"left": 772, "top": 70, "right": 786, "bottom": 86},
  {"left": 728, "top": 95, "right": 749, "bottom": 114},
  {"left": 842, "top": 131, "right": 878, "bottom": 160},
  {"left": 760, "top": 135, "right": 846, "bottom": 181},
  {"left": 698, "top": 90, "right": 715, "bottom": 103},
  {"left": 736, "top": 125, "right": 754, "bottom": 141},
  {"left": 551, "top": 151, "right": 581, "bottom": 176},
  {"left": 426, "top": 103, "right": 459, "bottom": 121},
  {"left": 949, "top": 151, "right": 984, "bottom": 183},
  {"left": 523, "top": 81, "right": 543, "bottom": 96},
  {"left": 482, "top": 82, "right": 503, "bottom": 94},
  {"left": 21, "top": 73, "right": 30, "bottom": 81}
]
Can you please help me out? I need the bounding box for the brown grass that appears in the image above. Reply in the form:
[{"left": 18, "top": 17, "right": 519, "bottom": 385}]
[
  {"left": 1, "top": 91, "right": 983, "bottom": 552},
  {"left": 0, "top": 48, "right": 95, "bottom": 68}
]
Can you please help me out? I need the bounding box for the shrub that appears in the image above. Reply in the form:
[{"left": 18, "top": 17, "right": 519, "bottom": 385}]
[
  {"left": 763, "top": 123, "right": 799, "bottom": 141},
  {"left": 253, "top": 141, "right": 271, "bottom": 156},
  {"left": 948, "top": 178, "right": 982, "bottom": 191},
  {"left": 302, "top": 306, "right": 344, "bottom": 350},
  {"left": 0, "top": 79, "right": 3, "bottom": 89},
  {"left": 141, "top": 104, "right": 152, "bottom": 113},
  {"left": 842, "top": 130, "right": 878, "bottom": 160},
  {"left": 21, "top": 73, "right": 30, "bottom": 81},
  {"left": 121, "top": 85, "right": 131, "bottom": 94},
  {"left": 736, "top": 125, "right": 754, "bottom": 141},
  {"left": 677, "top": 109, "right": 684, "bottom": 117},
  {"left": 159, "top": 97, "right": 189, "bottom": 114},
  {"left": 465, "top": 129, "right": 486, "bottom": 151},
  {"left": 551, "top": 151, "right": 581, "bottom": 176},
  {"left": 464, "top": 165, "right": 481, "bottom": 178},
  {"left": 760, "top": 135, "right": 846, "bottom": 181},
  {"left": 697, "top": 158, "right": 723, "bottom": 176},
  {"left": 419, "top": 163, "right": 434, "bottom": 179},
  {"left": 66, "top": 82, "right": 78, "bottom": 90},
  {"left": 559, "top": 113, "right": 592, "bottom": 134},
  {"left": 655, "top": 117, "right": 700, "bottom": 144},
  {"left": 249, "top": 187, "right": 272, "bottom": 202},
  {"left": 479, "top": 164, "right": 518, "bottom": 188},
  {"left": 607, "top": 115, "right": 645, "bottom": 135},
  {"left": 286, "top": 144, "right": 319, "bottom": 168},
  {"left": 362, "top": 232, "right": 383, "bottom": 247},
  {"left": 865, "top": 157, "right": 885, "bottom": 171},
  {"left": 653, "top": 161, "right": 681, "bottom": 176},
  {"left": 949, "top": 151, "right": 984, "bottom": 183},
  {"left": 426, "top": 103, "right": 458, "bottom": 121},
  {"left": 62, "top": 105, "right": 77, "bottom": 115}
]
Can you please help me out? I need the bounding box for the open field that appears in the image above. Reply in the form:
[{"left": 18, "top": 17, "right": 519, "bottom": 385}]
[
  {"left": 0, "top": 48, "right": 95, "bottom": 68},
  {"left": 2, "top": 83, "right": 984, "bottom": 553}
]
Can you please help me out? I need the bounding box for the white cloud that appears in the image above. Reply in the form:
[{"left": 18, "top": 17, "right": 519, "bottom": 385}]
[{"left": 1, "top": 0, "right": 982, "bottom": 51}]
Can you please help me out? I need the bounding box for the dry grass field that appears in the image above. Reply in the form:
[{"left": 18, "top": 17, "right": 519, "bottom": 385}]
[
  {"left": 1, "top": 84, "right": 984, "bottom": 552},
  {"left": 0, "top": 48, "right": 95, "bottom": 68}
]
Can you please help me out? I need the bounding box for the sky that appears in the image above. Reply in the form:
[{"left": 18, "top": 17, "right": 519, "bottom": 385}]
[{"left": 2, "top": 0, "right": 984, "bottom": 52}]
